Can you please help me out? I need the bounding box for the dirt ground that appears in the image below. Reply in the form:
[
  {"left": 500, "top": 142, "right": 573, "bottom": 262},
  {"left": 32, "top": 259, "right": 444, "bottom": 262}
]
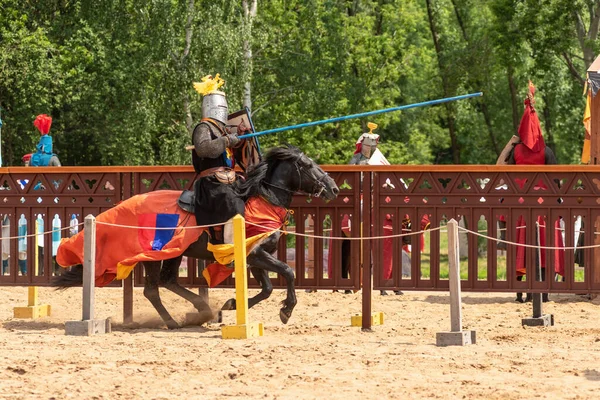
[{"left": 1, "top": 286, "right": 599, "bottom": 400}]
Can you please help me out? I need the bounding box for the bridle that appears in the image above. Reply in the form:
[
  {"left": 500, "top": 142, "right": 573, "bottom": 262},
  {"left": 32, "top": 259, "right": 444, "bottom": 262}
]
[{"left": 264, "top": 154, "right": 328, "bottom": 198}]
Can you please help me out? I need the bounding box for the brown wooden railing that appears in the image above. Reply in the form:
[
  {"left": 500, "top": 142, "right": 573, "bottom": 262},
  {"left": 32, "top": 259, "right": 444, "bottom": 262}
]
[{"left": 1, "top": 165, "right": 599, "bottom": 295}]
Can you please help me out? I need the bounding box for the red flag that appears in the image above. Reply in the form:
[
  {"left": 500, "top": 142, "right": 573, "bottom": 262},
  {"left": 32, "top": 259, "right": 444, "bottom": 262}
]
[
  {"left": 33, "top": 114, "right": 52, "bottom": 135},
  {"left": 517, "top": 81, "right": 545, "bottom": 153}
]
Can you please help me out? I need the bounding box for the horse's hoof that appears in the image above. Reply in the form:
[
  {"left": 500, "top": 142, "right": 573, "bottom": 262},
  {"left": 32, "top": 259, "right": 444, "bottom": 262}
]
[
  {"left": 166, "top": 321, "right": 180, "bottom": 330},
  {"left": 196, "top": 310, "right": 215, "bottom": 326},
  {"left": 279, "top": 309, "right": 291, "bottom": 324},
  {"left": 185, "top": 310, "right": 215, "bottom": 326},
  {"left": 221, "top": 298, "right": 236, "bottom": 311}
]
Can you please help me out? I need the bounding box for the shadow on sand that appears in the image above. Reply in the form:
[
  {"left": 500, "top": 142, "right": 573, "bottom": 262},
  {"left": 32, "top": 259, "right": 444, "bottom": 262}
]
[
  {"left": 2, "top": 316, "right": 220, "bottom": 335},
  {"left": 420, "top": 293, "right": 593, "bottom": 305}
]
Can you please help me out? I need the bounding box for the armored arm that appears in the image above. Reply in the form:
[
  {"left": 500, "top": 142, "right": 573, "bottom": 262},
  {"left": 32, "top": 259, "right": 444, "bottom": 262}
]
[
  {"left": 193, "top": 123, "right": 239, "bottom": 159},
  {"left": 348, "top": 153, "right": 362, "bottom": 165}
]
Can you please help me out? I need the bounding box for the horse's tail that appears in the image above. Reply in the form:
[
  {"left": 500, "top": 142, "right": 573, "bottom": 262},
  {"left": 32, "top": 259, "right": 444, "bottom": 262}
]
[{"left": 51, "top": 265, "right": 83, "bottom": 289}]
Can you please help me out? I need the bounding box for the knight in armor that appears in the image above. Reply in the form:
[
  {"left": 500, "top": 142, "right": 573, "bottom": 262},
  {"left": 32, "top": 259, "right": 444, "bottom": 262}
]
[
  {"left": 192, "top": 74, "right": 245, "bottom": 245},
  {"left": 341, "top": 123, "right": 401, "bottom": 296},
  {"left": 349, "top": 123, "right": 381, "bottom": 165},
  {"left": 332, "top": 124, "right": 381, "bottom": 294}
]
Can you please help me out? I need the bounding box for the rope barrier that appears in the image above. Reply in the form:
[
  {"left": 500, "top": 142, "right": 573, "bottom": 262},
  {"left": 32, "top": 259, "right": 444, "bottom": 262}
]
[
  {"left": 0, "top": 222, "right": 84, "bottom": 241},
  {"left": 457, "top": 225, "right": 600, "bottom": 251},
  {"left": 5, "top": 216, "right": 599, "bottom": 251},
  {"left": 244, "top": 220, "right": 441, "bottom": 241},
  {"left": 94, "top": 220, "right": 222, "bottom": 230}
]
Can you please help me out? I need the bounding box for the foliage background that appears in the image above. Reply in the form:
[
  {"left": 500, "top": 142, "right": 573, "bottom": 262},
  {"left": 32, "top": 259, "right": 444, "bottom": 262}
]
[{"left": 0, "top": 0, "right": 597, "bottom": 166}]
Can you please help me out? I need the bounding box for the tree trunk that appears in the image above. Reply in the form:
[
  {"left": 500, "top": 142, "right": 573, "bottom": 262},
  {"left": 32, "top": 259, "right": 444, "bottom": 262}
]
[
  {"left": 426, "top": 0, "right": 460, "bottom": 163},
  {"left": 572, "top": 3, "right": 600, "bottom": 84},
  {"left": 242, "top": 0, "right": 257, "bottom": 112},
  {"left": 183, "top": 0, "right": 195, "bottom": 134},
  {"left": 507, "top": 63, "right": 520, "bottom": 135},
  {"left": 450, "top": 0, "right": 500, "bottom": 155},
  {"left": 542, "top": 94, "right": 554, "bottom": 149}
]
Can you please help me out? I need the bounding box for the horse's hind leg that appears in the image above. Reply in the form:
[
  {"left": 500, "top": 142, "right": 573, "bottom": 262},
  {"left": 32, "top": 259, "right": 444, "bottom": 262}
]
[
  {"left": 221, "top": 267, "right": 273, "bottom": 311},
  {"left": 143, "top": 261, "right": 180, "bottom": 329},
  {"left": 160, "top": 256, "right": 214, "bottom": 325}
]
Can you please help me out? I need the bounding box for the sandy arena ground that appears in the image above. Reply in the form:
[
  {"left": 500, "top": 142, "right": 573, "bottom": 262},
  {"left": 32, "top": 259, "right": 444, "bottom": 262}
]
[{"left": 1, "top": 286, "right": 599, "bottom": 399}]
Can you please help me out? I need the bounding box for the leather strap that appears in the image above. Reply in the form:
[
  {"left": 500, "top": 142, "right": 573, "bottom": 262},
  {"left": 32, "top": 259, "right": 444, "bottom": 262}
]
[
  {"left": 201, "top": 118, "right": 226, "bottom": 137},
  {"left": 199, "top": 167, "right": 226, "bottom": 178}
]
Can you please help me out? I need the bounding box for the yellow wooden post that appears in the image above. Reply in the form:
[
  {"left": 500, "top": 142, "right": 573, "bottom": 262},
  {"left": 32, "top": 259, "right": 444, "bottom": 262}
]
[
  {"left": 28, "top": 286, "right": 38, "bottom": 307},
  {"left": 221, "top": 214, "right": 263, "bottom": 339},
  {"left": 14, "top": 216, "right": 51, "bottom": 319}
]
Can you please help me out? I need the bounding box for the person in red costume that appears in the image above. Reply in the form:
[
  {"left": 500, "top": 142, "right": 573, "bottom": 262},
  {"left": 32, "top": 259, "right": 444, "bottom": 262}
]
[{"left": 506, "top": 81, "right": 556, "bottom": 303}]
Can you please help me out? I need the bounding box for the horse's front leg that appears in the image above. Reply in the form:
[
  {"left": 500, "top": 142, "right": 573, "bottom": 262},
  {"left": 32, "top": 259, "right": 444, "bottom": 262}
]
[
  {"left": 247, "top": 249, "right": 296, "bottom": 324},
  {"left": 221, "top": 266, "right": 273, "bottom": 311}
]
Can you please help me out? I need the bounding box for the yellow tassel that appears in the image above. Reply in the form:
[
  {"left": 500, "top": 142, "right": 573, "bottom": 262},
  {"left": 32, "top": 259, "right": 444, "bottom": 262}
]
[{"left": 193, "top": 74, "right": 225, "bottom": 95}]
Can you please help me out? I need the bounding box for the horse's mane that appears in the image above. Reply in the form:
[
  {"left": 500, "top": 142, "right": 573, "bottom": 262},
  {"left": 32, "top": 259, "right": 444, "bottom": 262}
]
[{"left": 235, "top": 144, "right": 302, "bottom": 200}]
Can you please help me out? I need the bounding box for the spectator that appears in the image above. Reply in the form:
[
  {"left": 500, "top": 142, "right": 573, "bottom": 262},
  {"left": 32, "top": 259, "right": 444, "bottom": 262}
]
[{"left": 500, "top": 82, "right": 556, "bottom": 303}]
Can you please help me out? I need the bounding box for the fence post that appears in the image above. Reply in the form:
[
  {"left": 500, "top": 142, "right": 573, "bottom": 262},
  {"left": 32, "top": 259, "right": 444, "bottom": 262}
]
[
  {"left": 123, "top": 269, "right": 134, "bottom": 324},
  {"left": 436, "top": 218, "right": 476, "bottom": 346},
  {"left": 65, "top": 215, "right": 111, "bottom": 335},
  {"left": 522, "top": 220, "right": 554, "bottom": 327}
]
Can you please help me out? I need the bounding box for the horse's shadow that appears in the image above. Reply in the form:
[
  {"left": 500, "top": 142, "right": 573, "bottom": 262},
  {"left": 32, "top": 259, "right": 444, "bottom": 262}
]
[
  {"left": 421, "top": 295, "right": 522, "bottom": 305},
  {"left": 584, "top": 369, "right": 600, "bottom": 381},
  {"left": 1, "top": 319, "right": 219, "bottom": 336},
  {"left": 2, "top": 320, "right": 65, "bottom": 331}
]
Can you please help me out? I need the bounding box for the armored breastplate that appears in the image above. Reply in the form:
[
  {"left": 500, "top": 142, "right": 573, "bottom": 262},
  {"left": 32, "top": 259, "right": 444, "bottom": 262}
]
[{"left": 192, "top": 121, "right": 232, "bottom": 173}]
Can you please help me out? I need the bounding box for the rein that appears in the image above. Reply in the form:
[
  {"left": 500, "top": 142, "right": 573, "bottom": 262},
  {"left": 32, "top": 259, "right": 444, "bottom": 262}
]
[{"left": 263, "top": 155, "right": 328, "bottom": 198}]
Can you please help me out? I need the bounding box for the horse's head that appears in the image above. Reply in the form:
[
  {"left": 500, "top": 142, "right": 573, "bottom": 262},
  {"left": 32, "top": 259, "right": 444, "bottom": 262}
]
[
  {"left": 287, "top": 150, "right": 339, "bottom": 201},
  {"left": 237, "top": 145, "right": 339, "bottom": 207}
]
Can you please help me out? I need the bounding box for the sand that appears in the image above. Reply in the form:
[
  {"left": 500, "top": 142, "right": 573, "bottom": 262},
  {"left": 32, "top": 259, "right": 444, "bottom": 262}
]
[{"left": 1, "top": 286, "right": 600, "bottom": 399}]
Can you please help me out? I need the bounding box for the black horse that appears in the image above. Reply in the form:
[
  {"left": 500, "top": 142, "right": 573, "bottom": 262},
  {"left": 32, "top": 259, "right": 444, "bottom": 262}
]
[{"left": 53, "top": 145, "right": 339, "bottom": 329}]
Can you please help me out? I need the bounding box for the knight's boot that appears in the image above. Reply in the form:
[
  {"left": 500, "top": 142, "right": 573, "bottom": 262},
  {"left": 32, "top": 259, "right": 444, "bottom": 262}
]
[
  {"left": 223, "top": 219, "right": 234, "bottom": 245},
  {"left": 525, "top": 293, "right": 533, "bottom": 302},
  {"left": 222, "top": 219, "right": 235, "bottom": 268}
]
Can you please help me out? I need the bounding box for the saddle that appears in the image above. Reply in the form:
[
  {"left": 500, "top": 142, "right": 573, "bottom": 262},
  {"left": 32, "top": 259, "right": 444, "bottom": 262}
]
[{"left": 177, "top": 190, "right": 196, "bottom": 213}]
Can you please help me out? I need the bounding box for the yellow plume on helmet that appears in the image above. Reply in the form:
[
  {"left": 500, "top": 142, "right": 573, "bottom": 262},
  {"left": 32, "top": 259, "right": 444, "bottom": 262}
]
[{"left": 193, "top": 74, "right": 225, "bottom": 96}]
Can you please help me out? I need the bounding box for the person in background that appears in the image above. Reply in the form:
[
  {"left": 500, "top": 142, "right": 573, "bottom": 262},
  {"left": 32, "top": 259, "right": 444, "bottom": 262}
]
[
  {"left": 502, "top": 81, "right": 557, "bottom": 303},
  {"left": 345, "top": 123, "right": 402, "bottom": 296},
  {"left": 29, "top": 114, "right": 61, "bottom": 167}
]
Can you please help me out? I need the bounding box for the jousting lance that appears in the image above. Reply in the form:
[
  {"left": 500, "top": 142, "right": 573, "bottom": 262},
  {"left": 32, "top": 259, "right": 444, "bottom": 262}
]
[{"left": 238, "top": 92, "right": 483, "bottom": 140}]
